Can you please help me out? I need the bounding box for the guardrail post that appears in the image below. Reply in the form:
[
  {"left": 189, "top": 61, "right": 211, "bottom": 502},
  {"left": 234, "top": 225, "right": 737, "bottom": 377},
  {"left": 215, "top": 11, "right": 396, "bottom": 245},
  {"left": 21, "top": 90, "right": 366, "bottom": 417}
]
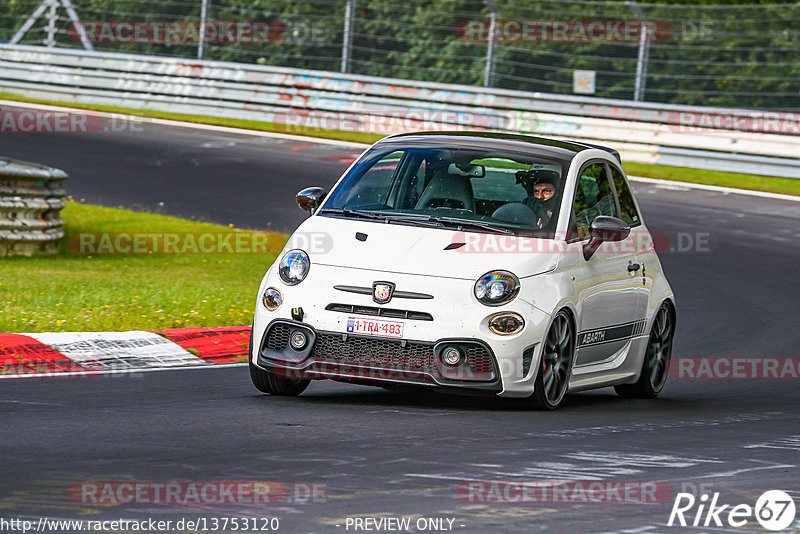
[
  {"left": 341, "top": 0, "right": 355, "bottom": 73},
  {"left": 0, "top": 157, "right": 68, "bottom": 256}
]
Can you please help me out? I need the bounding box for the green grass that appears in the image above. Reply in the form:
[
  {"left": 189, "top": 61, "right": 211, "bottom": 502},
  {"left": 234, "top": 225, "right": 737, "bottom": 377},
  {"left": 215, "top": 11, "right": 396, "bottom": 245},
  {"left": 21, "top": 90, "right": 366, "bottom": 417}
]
[
  {"left": 624, "top": 162, "right": 800, "bottom": 196},
  {"left": 0, "top": 91, "right": 383, "bottom": 145},
  {"left": 0, "top": 201, "right": 288, "bottom": 333},
  {"left": 3, "top": 90, "right": 798, "bottom": 196}
]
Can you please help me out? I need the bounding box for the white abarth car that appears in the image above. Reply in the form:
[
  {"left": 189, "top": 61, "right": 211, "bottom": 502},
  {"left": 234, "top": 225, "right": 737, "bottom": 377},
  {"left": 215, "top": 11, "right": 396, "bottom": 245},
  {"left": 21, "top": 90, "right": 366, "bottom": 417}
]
[{"left": 250, "top": 132, "right": 675, "bottom": 409}]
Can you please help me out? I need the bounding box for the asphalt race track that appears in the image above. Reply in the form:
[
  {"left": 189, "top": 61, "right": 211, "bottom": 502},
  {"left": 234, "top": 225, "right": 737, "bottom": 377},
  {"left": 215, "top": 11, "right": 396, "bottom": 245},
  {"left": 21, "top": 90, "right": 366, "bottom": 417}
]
[{"left": 2, "top": 107, "right": 800, "bottom": 533}]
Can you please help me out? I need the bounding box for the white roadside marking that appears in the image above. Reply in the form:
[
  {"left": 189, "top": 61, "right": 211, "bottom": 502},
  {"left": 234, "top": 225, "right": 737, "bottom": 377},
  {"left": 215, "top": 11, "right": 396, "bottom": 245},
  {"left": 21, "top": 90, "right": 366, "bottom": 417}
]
[
  {"left": 564, "top": 452, "right": 722, "bottom": 468},
  {"left": 2, "top": 98, "right": 798, "bottom": 202},
  {"left": 0, "top": 99, "right": 368, "bottom": 148},
  {"left": 592, "top": 526, "right": 754, "bottom": 534},
  {"left": 25, "top": 331, "right": 204, "bottom": 369},
  {"left": 743, "top": 435, "right": 800, "bottom": 451},
  {"left": 674, "top": 462, "right": 796, "bottom": 479},
  {"left": 629, "top": 175, "right": 800, "bottom": 203}
]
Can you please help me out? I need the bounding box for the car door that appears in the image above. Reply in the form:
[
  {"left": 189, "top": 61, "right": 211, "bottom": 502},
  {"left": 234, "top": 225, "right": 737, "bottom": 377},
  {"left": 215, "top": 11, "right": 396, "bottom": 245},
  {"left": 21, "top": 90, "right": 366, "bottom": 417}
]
[
  {"left": 608, "top": 162, "right": 651, "bottom": 322},
  {"left": 570, "top": 161, "right": 643, "bottom": 368}
]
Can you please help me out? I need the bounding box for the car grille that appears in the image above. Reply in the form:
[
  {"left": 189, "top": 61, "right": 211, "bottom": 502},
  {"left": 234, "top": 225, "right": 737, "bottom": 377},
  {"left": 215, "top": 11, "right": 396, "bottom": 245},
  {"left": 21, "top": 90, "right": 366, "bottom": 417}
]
[
  {"left": 522, "top": 346, "right": 535, "bottom": 377},
  {"left": 325, "top": 303, "right": 433, "bottom": 321},
  {"left": 312, "top": 332, "right": 434, "bottom": 369},
  {"left": 311, "top": 332, "right": 494, "bottom": 381},
  {"left": 265, "top": 323, "right": 292, "bottom": 351},
  {"left": 262, "top": 323, "right": 494, "bottom": 381},
  {"left": 461, "top": 345, "right": 494, "bottom": 375}
]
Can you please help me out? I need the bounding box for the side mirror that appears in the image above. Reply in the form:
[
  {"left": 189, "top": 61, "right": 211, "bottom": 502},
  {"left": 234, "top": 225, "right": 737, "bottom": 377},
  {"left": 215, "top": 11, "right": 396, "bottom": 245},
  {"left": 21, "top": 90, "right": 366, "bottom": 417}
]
[
  {"left": 296, "top": 187, "right": 327, "bottom": 215},
  {"left": 583, "top": 216, "right": 631, "bottom": 260}
]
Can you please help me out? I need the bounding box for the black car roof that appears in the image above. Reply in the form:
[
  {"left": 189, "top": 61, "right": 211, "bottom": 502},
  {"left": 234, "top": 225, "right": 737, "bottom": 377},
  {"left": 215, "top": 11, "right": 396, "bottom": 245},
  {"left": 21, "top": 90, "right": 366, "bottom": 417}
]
[{"left": 379, "top": 131, "right": 621, "bottom": 162}]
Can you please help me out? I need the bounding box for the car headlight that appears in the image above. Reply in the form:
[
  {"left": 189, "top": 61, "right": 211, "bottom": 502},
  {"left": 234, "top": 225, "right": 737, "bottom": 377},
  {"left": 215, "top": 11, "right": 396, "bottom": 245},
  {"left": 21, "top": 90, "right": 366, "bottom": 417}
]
[
  {"left": 474, "top": 270, "right": 520, "bottom": 306},
  {"left": 278, "top": 249, "right": 310, "bottom": 286},
  {"left": 262, "top": 287, "right": 282, "bottom": 311}
]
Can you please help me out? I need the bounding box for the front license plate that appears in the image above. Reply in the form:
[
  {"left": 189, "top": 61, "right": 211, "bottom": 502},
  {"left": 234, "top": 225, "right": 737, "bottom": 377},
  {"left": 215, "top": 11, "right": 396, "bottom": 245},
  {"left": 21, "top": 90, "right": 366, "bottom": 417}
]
[{"left": 346, "top": 317, "right": 404, "bottom": 338}]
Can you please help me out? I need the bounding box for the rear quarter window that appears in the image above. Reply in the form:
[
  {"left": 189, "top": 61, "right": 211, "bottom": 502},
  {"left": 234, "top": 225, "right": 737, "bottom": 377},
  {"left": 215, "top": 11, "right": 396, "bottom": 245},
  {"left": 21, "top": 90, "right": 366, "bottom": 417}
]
[
  {"left": 610, "top": 165, "right": 642, "bottom": 227},
  {"left": 572, "top": 162, "right": 617, "bottom": 238}
]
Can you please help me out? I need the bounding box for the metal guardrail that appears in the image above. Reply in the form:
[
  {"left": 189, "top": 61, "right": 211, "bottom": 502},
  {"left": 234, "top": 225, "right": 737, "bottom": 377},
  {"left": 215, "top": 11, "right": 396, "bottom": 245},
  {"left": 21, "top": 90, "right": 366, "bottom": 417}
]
[
  {"left": 0, "top": 157, "right": 67, "bottom": 256},
  {"left": 1, "top": 44, "right": 799, "bottom": 178}
]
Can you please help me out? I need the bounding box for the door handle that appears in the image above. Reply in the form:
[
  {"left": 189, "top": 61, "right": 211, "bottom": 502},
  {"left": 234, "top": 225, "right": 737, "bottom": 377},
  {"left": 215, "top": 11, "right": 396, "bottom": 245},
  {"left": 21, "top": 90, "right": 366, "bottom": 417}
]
[{"left": 627, "top": 262, "right": 641, "bottom": 273}]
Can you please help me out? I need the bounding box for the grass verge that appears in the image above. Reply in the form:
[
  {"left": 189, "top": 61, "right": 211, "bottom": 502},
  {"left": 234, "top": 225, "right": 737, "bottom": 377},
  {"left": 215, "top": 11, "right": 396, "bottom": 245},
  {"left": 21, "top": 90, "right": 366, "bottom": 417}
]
[
  {"left": 0, "top": 201, "right": 287, "bottom": 333},
  {"left": 2, "top": 92, "right": 798, "bottom": 197},
  {"left": 0, "top": 91, "right": 383, "bottom": 145},
  {"left": 624, "top": 162, "right": 800, "bottom": 196}
]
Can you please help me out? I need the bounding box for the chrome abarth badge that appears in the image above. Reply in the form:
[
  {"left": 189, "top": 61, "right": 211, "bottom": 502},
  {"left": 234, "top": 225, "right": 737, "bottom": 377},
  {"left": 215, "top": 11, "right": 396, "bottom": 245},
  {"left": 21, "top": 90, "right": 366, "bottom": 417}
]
[{"left": 372, "top": 281, "right": 395, "bottom": 304}]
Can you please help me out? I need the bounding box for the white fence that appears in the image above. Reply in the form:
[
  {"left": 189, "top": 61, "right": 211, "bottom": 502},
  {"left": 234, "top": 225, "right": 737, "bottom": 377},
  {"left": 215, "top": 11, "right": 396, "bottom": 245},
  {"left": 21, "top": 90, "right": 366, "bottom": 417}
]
[{"left": 1, "top": 44, "right": 799, "bottom": 178}]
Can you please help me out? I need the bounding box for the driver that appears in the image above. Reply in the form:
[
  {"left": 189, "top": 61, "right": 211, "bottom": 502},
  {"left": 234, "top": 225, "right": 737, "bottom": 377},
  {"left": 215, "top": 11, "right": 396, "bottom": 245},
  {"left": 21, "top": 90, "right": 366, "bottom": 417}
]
[{"left": 516, "top": 170, "right": 560, "bottom": 229}]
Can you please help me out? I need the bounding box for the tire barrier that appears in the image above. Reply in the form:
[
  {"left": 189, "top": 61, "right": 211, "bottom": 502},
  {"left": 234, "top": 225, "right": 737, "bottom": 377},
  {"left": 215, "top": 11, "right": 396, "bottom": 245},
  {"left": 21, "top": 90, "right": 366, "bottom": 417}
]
[{"left": 0, "top": 156, "right": 67, "bottom": 256}]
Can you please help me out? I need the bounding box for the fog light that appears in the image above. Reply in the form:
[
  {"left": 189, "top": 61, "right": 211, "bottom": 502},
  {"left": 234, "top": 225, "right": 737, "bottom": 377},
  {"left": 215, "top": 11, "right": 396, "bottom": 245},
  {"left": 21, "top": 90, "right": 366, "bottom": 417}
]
[
  {"left": 488, "top": 312, "right": 525, "bottom": 335},
  {"left": 290, "top": 330, "right": 307, "bottom": 350},
  {"left": 441, "top": 347, "right": 462, "bottom": 366},
  {"left": 262, "top": 288, "right": 282, "bottom": 311}
]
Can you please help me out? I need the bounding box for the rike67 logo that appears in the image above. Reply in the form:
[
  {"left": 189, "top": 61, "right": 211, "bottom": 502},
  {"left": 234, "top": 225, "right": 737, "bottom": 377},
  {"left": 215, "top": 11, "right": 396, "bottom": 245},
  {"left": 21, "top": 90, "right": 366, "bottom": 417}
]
[{"left": 668, "top": 490, "right": 796, "bottom": 531}]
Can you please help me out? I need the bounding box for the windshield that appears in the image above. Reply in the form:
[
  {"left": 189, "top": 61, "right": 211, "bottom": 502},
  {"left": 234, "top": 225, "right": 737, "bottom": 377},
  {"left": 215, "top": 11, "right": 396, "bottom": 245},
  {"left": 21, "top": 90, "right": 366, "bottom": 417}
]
[{"left": 320, "top": 146, "right": 570, "bottom": 236}]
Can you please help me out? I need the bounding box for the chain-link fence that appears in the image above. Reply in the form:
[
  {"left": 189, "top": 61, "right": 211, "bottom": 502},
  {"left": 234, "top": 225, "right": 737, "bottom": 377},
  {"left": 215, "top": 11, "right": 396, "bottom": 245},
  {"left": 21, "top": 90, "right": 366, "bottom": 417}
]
[{"left": 1, "top": 0, "right": 798, "bottom": 110}]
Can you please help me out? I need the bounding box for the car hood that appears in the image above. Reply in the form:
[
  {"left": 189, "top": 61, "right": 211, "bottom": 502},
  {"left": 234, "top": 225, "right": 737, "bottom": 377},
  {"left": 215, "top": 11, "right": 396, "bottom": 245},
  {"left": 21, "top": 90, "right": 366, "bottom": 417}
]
[{"left": 287, "top": 215, "right": 558, "bottom": 280}]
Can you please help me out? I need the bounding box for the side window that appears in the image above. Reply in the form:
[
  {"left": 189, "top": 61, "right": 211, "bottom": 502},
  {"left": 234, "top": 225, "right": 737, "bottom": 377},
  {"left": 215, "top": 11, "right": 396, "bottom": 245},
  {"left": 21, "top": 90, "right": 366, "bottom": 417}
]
[
  {"left": 610, "top": 165, "right": 641, "bottom": 227},
  {"left": 572, "top": 162, "right": 617, "bottom": 238}
]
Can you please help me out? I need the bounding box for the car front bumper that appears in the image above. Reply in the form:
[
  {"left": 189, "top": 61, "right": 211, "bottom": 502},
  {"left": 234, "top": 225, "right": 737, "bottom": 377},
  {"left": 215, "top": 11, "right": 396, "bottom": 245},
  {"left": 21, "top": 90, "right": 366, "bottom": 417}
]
[{"left": 251, "top": 263, "right": 553, "bottom": 397}]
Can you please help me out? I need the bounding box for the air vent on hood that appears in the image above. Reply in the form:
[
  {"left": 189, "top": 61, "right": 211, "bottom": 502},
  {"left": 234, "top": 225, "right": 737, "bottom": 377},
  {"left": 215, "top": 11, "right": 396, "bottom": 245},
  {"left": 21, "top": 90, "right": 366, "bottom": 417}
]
[{"left": 326, "top": 303, "right": 433, "bottom": 321}]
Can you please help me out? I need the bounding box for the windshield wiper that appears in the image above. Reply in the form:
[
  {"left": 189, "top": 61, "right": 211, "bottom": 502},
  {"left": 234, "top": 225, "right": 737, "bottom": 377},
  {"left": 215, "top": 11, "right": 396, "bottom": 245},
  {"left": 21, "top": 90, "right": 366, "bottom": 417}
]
[
  {"left": 317, "top": 208, "right": 383, "bottom": 219},
  {"left": 378, "top": 214, "right": 447, "bottom": 228},
  {"left": 426, "top": 217, "right": 515, "bottom": 235},
  {"left": 382, "top": 214, "right": 514, "bottom": 235},
  {"left": 319, "top": 209, "right": 514, "bottom": 234},
  {"left": 319, "top": 209, "right": 442, "bottom": 227}
]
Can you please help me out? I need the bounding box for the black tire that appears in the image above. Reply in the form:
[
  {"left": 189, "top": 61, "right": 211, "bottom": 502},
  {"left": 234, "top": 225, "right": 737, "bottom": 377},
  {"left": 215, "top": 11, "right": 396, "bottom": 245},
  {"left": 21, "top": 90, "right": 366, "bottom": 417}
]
[
  {"left": 248, "top": 326, "right": 310, "bottom": 396},
  {"left": 615, "top": 303, "right": 675, "bottom": 399},
  {"left": 249, "top": 360, "right": 310, "bottom": 396},
  {"left": 529, "top": 310, "right": 575, "bottom": 410}
]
